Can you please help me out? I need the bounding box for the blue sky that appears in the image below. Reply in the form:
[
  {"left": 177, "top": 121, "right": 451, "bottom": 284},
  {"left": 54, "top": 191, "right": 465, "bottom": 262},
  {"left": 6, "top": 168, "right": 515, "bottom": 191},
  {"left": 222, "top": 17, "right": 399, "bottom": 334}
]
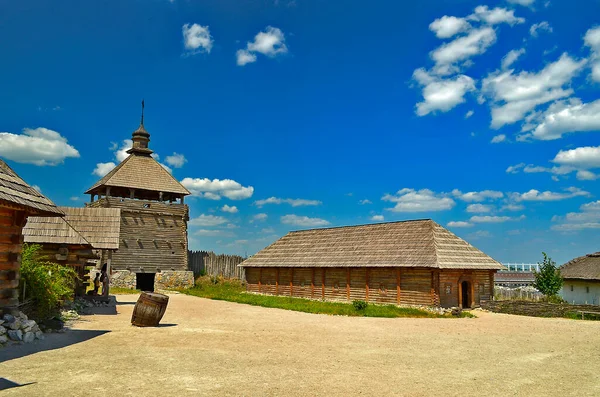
[{"left": 1, "top": 0, "right": 599, "bottom": 264}]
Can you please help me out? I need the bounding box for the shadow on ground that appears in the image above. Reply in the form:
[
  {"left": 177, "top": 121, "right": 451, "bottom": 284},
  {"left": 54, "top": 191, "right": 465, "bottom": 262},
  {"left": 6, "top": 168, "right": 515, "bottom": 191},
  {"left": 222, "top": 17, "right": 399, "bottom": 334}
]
[
  {"left": 0, "top": 377, "right": 36, "bottom": 391},
  {"left": 0, "top": 329, "right": 110, "bottom": 363}
]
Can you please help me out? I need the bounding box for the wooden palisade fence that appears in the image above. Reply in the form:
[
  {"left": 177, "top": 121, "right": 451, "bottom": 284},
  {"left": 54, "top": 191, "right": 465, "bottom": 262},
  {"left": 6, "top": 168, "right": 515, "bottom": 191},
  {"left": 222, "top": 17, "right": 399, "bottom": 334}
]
[{"left": 188, "top": 250, "right": 246, "bottom": 280}]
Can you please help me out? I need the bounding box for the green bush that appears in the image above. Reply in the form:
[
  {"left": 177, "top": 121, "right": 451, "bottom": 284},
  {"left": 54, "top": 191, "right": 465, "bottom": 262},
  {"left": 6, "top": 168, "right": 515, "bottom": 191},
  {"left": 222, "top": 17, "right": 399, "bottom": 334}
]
[
  {"left": 20, "top": 244, "right": 78, "bottom": 319},
  {"left": 352, "top": 300, "right": 368, "bottom": 311}
]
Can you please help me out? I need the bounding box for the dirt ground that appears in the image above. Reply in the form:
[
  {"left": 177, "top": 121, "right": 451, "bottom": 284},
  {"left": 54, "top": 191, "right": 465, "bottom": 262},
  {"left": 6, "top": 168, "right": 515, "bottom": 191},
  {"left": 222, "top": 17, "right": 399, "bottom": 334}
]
[{"left": 1, "top": 293, "right": 599, "bottom": 397}]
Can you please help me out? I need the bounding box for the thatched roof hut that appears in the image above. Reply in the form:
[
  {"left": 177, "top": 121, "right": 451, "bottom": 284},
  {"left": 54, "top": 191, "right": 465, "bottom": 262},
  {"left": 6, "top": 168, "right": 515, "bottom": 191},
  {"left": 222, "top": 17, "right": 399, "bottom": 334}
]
[
  {"left": 0, "top": 159, "right": 62, "bottom": 308},
  {"left": 241, "top": 219, "right": 503, "bottom": 308},
  {"left": 560, "top": 252, "right": 600, "bottom": 305}
]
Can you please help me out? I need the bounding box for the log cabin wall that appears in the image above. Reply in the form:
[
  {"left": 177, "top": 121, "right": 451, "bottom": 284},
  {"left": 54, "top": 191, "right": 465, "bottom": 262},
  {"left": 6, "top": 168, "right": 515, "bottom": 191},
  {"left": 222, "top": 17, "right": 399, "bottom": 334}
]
[
  {"left": 245, "top": 267, "right": 496, "bottom": 308},
  {"left": 0, "top": 207, "right": 27, "bottom": 308},
  {"left": 89, "top": 197, "right": 188, "bottom": 272}
]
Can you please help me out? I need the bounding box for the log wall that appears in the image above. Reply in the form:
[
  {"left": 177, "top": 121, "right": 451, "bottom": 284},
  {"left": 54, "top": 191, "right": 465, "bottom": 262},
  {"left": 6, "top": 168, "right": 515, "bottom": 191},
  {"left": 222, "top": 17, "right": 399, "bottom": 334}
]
[
  {"left": 0, "top": 206, "right": 27, "bottom": 308},
  {"left": 244, "top": 267, "right": 496, "bottom": 307},
  {"left": 90, "top": 197, "right": 188, "bottom": 272}
]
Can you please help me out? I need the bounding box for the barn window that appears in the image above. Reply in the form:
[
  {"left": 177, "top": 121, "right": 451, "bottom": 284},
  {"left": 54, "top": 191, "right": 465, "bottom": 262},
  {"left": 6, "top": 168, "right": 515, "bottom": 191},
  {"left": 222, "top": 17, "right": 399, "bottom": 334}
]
[
  {"left": 445, "top": 284, "right": 452, "bottom": 295},
  {"left": 379, "top": 284, "right": 387, "bottom": 296},
  {"left": 586, "top": 286, "right": 590, "bottom": 293},
  {"left": 571, "top": 285, "right": 574, "bottom": 291}
]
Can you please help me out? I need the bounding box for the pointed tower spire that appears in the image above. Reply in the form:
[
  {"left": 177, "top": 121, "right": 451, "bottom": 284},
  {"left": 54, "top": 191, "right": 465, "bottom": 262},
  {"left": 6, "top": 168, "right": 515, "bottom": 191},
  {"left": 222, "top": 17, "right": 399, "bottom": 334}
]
[{"left": 127, "top": 99, "right": 153, "bottom": 155}]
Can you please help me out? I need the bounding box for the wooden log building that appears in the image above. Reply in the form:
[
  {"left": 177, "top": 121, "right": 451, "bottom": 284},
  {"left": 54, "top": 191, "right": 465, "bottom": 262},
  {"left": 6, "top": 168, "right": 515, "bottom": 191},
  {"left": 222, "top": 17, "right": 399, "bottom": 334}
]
[
  {"left": 84, "top": 105, "right": 194, "bottom": 291},
  {"left": 0, "top": 159, "right": 63, "bottom": 309},
  {"left": 240, "top": 219, "right": 504, "bottom": 308}
]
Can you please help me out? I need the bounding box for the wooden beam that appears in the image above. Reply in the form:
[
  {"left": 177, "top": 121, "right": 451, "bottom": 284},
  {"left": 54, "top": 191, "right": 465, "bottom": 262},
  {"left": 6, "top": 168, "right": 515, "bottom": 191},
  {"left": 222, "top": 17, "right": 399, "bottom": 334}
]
[
  {"left": 458, "top": 281, "right": 463, "bottom": 309},
  {"left": 311, "top": 268, "right": 315, "bottom": 298},
  {"left": 396, "top": 268, "right": 401, "bottom": 305},
  {"left": 275, "top": 268, "right": 279, "bottom": 295},
  {"left": 471, "top": 280, "right": 475, "bottom": 308},
  {"left": 290, "top": 268, "right": 294, "bottom": 297},
  {"left": 321, "top": 268, "right": 325, "bottom": 300},
  {"left": 489, "top": 271, "right": 494, "bottom": 301},
  {"left": 258, "top": 268, "right": 262, "bottom": 293},
  {"left": 346, "top": 268, "right": 350, "bottom": 301},
  {"left": 365, "top": 268, "right": 370, "bottom": 302}
]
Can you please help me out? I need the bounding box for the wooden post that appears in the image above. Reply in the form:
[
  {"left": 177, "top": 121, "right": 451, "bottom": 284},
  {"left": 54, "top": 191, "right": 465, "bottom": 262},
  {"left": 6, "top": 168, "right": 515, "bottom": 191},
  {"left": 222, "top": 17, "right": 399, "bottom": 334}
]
[
  {"left": 258, "top": 268, "right": 262, "bottom": 293},
  {"left": 471, "top": 281, "right": 475, "bottom": 308},
  {"left": 489, "top": 271, "right": 494, "bottom": 301},
  {"left": 365, "top": 268, "right": 370, "bottom": 302},
  {"left": 104, "top": 250, "right": 112, "bottom": 296},
  {"left": 311, "top": 268, "right": 315, "bottom": 298},
  {"left": 159, "top": 192, "right": 164, "bottom": 202},
  {"left": 290, "top": 268, "right": 294, "bottom": 297},
  {"left": 130, "top": 189, "right": 135, "bottom": 199},
  {"left": 106, "top": 187, "right": 111, "bottom": 197},
  {"left": 396, "top": 268, "right": 401, "bottom": 305},
  {"left": 346, "top": 268, "right": 350, "bottom": 301},
  {"left": 458, "top": 281, "right": 463, "bottom": 309},
  {"left": 321, "top": 268, "right": 325, "bottom": 300},
  {"left": 275, "top": 268, "right": 279, "bottom": 295}
]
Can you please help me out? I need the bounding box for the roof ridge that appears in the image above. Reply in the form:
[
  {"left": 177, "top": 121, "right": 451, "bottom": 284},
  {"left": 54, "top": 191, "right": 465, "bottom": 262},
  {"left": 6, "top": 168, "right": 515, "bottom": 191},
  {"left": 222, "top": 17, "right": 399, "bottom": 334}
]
[{"left": 288, "top": 218, "right": 433, "bottom": 233}]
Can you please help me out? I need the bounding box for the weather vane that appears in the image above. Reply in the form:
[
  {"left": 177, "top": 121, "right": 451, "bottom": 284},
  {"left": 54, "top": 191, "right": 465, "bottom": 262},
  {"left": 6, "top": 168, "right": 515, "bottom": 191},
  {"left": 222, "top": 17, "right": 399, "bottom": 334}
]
[{"left": 141, "top": 99, "right": 145, "bottom": 125}]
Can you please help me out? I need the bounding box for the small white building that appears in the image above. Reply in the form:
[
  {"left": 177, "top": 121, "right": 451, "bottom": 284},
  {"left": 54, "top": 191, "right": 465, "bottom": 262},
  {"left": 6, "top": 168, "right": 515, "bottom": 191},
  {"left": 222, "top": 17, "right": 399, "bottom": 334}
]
[{"left": 560, "top": 252, "right": 600, "bottom": 306}]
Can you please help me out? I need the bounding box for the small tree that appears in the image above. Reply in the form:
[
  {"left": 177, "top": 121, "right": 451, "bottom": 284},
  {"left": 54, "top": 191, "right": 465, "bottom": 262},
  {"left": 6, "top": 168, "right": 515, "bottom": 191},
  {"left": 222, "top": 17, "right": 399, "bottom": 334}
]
[{"left": 533, "top": 252, "right": 563, "bottom": 298}]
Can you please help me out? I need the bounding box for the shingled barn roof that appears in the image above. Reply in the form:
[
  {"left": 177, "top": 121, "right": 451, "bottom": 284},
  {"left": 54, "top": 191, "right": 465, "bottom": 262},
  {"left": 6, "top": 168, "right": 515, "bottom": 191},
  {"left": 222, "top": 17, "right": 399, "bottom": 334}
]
[
  {"left": 85, "top": 154, "right": 190, "bottom": 196},
  {"left": 560, "top": 252, "right": 600, "bottom": 280},
  {"left": 0, "top": 159, "right": 63, "bottom": 216},
  {"left": 59, "top": 207, "right": 121, "bottom": 250},
  {"left": 23, "top": 216, "right": 91, "bottom": 246},
  {"left": 240, "top": 219, "right": 504, "bottom": 270}
]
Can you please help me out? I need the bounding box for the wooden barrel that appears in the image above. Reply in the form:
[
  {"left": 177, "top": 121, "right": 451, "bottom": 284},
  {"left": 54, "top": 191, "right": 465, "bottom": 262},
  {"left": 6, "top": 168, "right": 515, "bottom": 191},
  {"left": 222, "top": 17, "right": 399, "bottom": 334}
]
[{"left": 131, "top": 292, "right": 169, "bottom": 327}]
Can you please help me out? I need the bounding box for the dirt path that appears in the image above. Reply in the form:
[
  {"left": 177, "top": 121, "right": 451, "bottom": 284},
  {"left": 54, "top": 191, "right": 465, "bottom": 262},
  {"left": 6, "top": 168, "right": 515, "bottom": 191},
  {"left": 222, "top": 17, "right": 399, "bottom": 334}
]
[{"left": 1, "top": 293, "right": 599, "bottom": 396}]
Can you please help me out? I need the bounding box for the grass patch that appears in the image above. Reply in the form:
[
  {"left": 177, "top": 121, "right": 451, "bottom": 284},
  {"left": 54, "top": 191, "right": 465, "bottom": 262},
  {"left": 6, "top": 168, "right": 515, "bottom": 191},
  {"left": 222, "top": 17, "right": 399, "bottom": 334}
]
[
  {"left": 180, "top": 277, "right": 461, "bottom": 319},
  {"left": 109, "top": 287, "right": 141, "bottom": 295}
]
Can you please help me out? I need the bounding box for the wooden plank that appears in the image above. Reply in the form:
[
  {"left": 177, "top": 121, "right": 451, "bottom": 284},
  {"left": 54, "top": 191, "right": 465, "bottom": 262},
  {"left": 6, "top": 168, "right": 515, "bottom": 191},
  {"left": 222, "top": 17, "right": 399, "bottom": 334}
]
[
  {"left": 396, "top": 268, "right": 401, "bottom": 305},
  {"left": 321, "top": 268, "right": 325, "bottom": 300},
  {"left": 290, "top": 267, "right": 294, "bottom": 297},
  {"left": 365, "top": 268, "right": 370, "bottom": 302},
  {"left": 258, "top": 268, "right": 262, "bottom": 293},
  {"left": 311, "top": 268, "right": 315, "bottom": 298},
  {"left": 346, "top": 268, "right": 350, "bottom": 301},
  {"left": 276, "top": 268, "right": 279, "bottom": 295}
]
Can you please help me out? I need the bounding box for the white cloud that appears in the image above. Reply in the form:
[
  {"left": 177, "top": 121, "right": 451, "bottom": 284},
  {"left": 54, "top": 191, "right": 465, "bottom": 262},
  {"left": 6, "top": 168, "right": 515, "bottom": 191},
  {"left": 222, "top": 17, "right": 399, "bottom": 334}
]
[
  {"left": 553, "top": 145, "right": 600, "bottom": 169},
  {"left": 194, "top": 229, "right": 236, "bottom": 237},
  {"left": 501, "top": 203, "right": 525, "bottom": 211},
  {"left": 552, "top": 200, "right": 600, "bottom": 231},
  {"left": 482, "top": 53, "right": 586, "bottom": 129},
  {"left": 413, "top": 69, "right": 475, "bottom": 116},
  {"left": 512, "top": 187, "right": 590, "bottom": 202},
  {"left": 576, "top": 170, "right": 598, "bottom": 180},
  {"left": 221, "top": 205, "right": 238, "bottom": 213},
  {"left": 254, "top": 197, "right": 321, "bottom": 207},
  {"left": 491, "top": 134, "right": 507, "bottom": 143},
  {"left": 31, "top": 185, "right": 41, "bottom": 193},
  {"left": 506, "top": 163, "right": 525, "bottom": 174},
  {"left": 181, "top": 178, "right": 254, "bottom": 200},
  {"left": 507, "top": 0, "right": 536, "bottom": 6},
  {"left": 237, "top": 26, "right": 287, "bottom": 66},
  {"left": 359, "top": 199, "right": 372, "bottom": 205},
  {"left": 530, "top": 21, "right": 553, "bottom": 37},
  {"left": 370, "top": 215, "right": 384, "bottom": 221},
  {"left": 189, "top": 214, "right": 228, "bottom": 227},
  {"left": 236, "top": 50, "right": 257, "bottom": 66},
  {"left": 501, "top": 48, "right": 525, "bottom": 70},
  {"left": 452, "top": 189, "right": 503, "bottom": 202},
  {"left": 524, "top": 98, "right": 600, "bottom": 140},
  {"left": 92, "top": 162, "right": 117, "bottom": 177},
  {"left": 429, "top": 16, "right": 471, "bottom": 39},
  {"left": 165, "top": 153, "right": 187, "bottom": 168},
  {"left": 584, "top": 26, "right": 600, "bottom": 82},
  {"left": 470, "top": 215, "right": 523, "bottom": 223},
  {"left": 465, "top": 110, "right": 474, "bottom": 118},
  {"left": 466, "top": 230, "right": 491, "bottom": 239},
  {"left": 466, "top": 203, "right": 493, "bottom": 213},
  {"left": 281, "top": 214, "right": 330, "bottom": 227},
  {"left": 182, "top": 23, "right": 213, "bottom": 54},
  {"left": 252, "top": 213, "right": 268, "bottom": 222},
  {"left": 431, "top": 27, "right": 497, "bottom": 72},
  {"left": 383, "top": 188, "right": 455, "bottom": 212},
  {"left": 70, "top": 196, "right": 80, "bottom": 201},
  {"left": 469, "top": 6, "right": 525, "bottom": 26},
  {"left": 0, "top": 127, "right": 80, "bottom": 166},
  {"left": 447, "top": 221, "right": 473, "bottom": 228}
]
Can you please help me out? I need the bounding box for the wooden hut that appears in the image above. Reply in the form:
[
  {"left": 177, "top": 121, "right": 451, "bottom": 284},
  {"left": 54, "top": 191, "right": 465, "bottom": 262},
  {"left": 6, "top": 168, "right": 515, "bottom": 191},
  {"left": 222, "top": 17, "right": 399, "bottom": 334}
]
[
  {"left": 23, "top": 207, "right": 121, "bottom": 295},
  {"left": 560, "top": 252, "right": 600, "bottom": 305},
  {"left": 84, "top": 105, "right": 193, "bottom": 291},
  {"left": 240, "top": 219, "right": 504, "bottom": 308},
  {"left": 0, "top": 159, "right": 62, "bottom": 308}
]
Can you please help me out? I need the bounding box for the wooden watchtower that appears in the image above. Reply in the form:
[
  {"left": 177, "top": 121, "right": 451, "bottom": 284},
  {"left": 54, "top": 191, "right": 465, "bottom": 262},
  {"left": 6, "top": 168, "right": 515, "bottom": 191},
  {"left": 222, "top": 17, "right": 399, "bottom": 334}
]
[{"left": 85, "top": 104, "right": 193, "bottom": 291}]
